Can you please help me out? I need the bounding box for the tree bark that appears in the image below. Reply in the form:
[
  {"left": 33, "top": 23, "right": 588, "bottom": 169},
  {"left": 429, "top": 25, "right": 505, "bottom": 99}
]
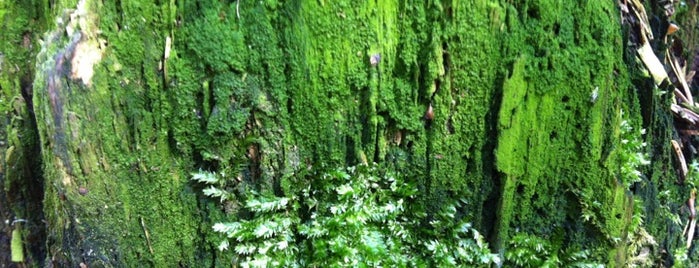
[{"left": 0, "top": 0, "right": 690, "bottom": 266}]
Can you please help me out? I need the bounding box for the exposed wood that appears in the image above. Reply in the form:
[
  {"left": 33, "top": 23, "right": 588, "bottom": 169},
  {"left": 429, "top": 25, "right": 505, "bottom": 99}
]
[
  {"left": 671, "top": 104, "right": 699, "bottom": 124},
  {"left": 629, "top": 0, "right": 654, "bottom": 43},
  {"left": 672, "top": 140, "right": 688, "bottom": 181},
  {"left": 675, "top": 88, "right": 691, "bottom": 104},
  {"left": 679, "top": 129, "right": 699, "bottom": 136},
  {"left": 638, "top": 43, "right": 669, "bottom": 86},
  {"left": 668, "top": 51, "right": 694, "bottom": 105}
]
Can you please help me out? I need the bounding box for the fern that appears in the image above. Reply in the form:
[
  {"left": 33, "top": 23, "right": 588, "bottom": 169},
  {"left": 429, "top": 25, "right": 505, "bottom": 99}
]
[
  {"left": 618, "top": 110, "right": 649, "bottom": 188},
  {"left": 191, "top": 170, "right": 220, "bottom": 184},
  {"left": 245, "top": 196, "right": 289, "bottom": 213},
  {"left": 191, "top": 165, "right": 500, "bottom": 267},
  {"left": 504, "top": 233, "right": 603, "bottom": 267},
  {"left": 202, "top": 186, "right": 230, "bottom": 202}
]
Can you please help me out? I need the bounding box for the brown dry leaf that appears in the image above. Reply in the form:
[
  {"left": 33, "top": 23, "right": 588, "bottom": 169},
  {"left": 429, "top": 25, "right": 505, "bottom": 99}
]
[{"left": 667, "top": 23, "right": 680, "bottom": 36}]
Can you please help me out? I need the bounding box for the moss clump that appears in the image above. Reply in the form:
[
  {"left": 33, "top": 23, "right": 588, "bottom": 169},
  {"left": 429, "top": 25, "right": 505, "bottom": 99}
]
[{"left": 494, "top": 0, "right": 641, "bottom": 263}]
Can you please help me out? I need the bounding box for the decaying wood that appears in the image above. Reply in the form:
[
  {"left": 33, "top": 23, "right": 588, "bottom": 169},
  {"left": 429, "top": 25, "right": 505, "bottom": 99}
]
[
  {"left": 668, "top": 51, "right": 694, "bottom": 105},
  {"left": 662, "top": 0, "right": 677, "bottom": 17},
  {"left": 628, "top": 0, "right": 654, "bottom": 43},
  {"left": 679, "top": 129, "right": 699, "bottom": 136},
  {"left": 638, "top": 43, "right": 669, "bottom": 86},
  {"left": 687, "top": 70, "right": 695, "bottom": 85},
  {"left": 671, "top": 104, "right": 699, "bottom": 124},
  {"left": 672, "top": 140, "right": 689, "bottom": 181},
  {"left": 618, "top": 0, "right": 629, "bottom": 14},
  {"left": 675, "top": 88, "right": 691, "bottom": 104}
]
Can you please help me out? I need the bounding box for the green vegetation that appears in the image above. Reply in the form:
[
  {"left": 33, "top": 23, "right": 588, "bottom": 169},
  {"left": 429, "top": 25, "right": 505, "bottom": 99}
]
[
  {"left": 617, "top": 111, "right": 649, "bottom": 188},
  {"left": 504, "top": 233, "right": 603, "bottom": 267},
  {"left": 192, "top": 165, "right": 499, "bottom": 267},
  {"left": 0, "top": 0, "right": 689, "bottom": 266}
]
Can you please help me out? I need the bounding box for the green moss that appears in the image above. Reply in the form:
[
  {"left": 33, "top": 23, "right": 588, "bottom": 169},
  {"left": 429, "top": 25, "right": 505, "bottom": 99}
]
[
  {"left": 10, "top": 0, "right": 682, "bottom": 266},
  {"left": 0, "top": 0, "right": 52, "bottom": 266},
  {"left": 494, "top": 0, "right": 639, "bottom": 262},
  {"left": 25, "top": 0, "right": 213, "bottom": 266},
  {"left": 497, "top": 57, "right": 528, "bottom": 178}
]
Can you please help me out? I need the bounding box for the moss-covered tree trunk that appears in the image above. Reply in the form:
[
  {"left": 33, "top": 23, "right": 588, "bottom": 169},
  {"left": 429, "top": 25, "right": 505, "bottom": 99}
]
[{"left": 0, "top": 0, "right": 693, "bottom": 266}]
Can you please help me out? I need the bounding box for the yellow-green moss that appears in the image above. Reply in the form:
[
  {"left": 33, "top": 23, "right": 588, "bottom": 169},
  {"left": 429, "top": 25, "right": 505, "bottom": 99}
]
[{"left": 494, "top": 0, "right": 640, "bottom": 263}]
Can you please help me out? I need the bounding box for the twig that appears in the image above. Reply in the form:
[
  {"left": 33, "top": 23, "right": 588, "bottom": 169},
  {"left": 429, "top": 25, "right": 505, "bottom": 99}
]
[
  {"left": 668, "top": 51, "right": 694, "bottom": 105},
  {"left": 680, "top": 129, "right": 699, "bottom": 136},
  {"left": 236, "top": 0, "right": 240, "bottom": 20},
  {"left": 671, "top": 104, "right": 699, "bottom": 124},
  {"left": 672, "top": 140, "right": 689, "bottom": 181},
  {"left": 675, "top": 88, "right": 691, "bottom": 105},
  {"left": 688, "top": 190, "right": 697, "bottom": 249},
  {"left": 141, "top": 217, "right": 154, "bottom": 255}
]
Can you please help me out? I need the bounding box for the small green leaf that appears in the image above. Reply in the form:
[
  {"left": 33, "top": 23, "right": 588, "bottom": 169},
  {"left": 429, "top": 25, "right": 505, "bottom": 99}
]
[
  {"left": 191, "top": 171, "right": 219, "bottom": 184},
  {"left": 203, "top": 186, "right": 229, "bottom": 202},
  {"left": 218, "top": 240, "right": 229, "bottom": 251}
]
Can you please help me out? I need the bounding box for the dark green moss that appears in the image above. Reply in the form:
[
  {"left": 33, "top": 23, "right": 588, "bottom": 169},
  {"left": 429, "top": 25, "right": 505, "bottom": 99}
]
[{"left": 0, "top": 0, "right": 50, "bottom": 266}]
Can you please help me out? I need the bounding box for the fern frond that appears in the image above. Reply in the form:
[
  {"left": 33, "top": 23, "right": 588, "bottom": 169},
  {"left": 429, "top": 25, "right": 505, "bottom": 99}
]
[
  {"left": 235, "top": 243, "right": 258, "bottom": 255},
  {"left": 203, "top": 186, "right": 230, "bottom": 202},
  {"left": 241, "top": 256, "right": 270, "bottom": 268},
  {"left": 218, "top": 240, "right": 229, "bottom": 251},
  {"left": 246, "top": 196, "right": 289, "bottom": 213},
  {"left": 213, "top": 222, "right": 243, "bottom": 235},
  {"left": 191, "top": 170, "right": 220, "bottom": 184}
]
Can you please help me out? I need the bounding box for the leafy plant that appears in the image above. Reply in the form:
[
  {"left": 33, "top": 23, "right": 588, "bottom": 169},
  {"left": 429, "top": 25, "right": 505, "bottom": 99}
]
[
  {"left": 687, "top": 160, "right": 699, "bottom": 188},
  {"left": 214, "top": 194, "right": 299, "bottom": 267},
  {"left": 421, "top": 200, "right": 500, "bottom": 267},
  {"left": 192, "top": 164, "right": 500, "bottom": 267},
  {"left": 504, "top": 233, "right": 602, "bottom": 268},
  {"left": 618, "top": 112, "right": 650, "bottom": 188}
]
